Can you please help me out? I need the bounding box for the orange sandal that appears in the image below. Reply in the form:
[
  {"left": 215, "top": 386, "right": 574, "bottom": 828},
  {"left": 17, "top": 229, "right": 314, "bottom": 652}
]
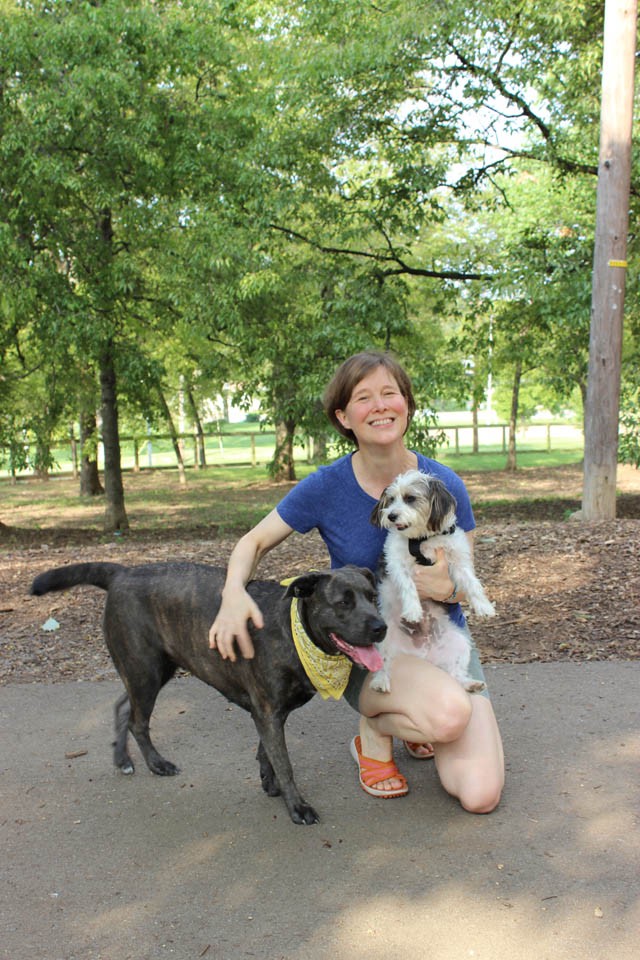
[
  {"left": 350, "top": 736, "right": 409, "bottom": 798},
  {"left": 404, "top": 741, "right": 435, "bottom": 760}
]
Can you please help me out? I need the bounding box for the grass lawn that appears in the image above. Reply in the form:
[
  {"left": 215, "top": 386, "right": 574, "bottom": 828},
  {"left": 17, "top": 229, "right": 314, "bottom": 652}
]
[{"left": 1, "top": 448, "right": 589, "bottom": 539}]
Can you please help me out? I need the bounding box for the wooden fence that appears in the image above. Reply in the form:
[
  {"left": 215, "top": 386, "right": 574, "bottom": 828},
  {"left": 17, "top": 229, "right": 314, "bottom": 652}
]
[{"left": 1, "top": 421, "right": 583, "bottom": 477}]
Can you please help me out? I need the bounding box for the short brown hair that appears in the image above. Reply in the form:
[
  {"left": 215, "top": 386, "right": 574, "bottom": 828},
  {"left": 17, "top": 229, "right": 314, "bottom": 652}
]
[{"left": 323, "top": 350, "right": 416, "bottom": 445}]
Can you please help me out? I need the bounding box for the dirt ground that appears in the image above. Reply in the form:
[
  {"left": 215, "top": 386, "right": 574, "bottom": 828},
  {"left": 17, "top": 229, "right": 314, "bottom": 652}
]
[{"left": 1, "top": 463, "right": 639, "bottom": 685}]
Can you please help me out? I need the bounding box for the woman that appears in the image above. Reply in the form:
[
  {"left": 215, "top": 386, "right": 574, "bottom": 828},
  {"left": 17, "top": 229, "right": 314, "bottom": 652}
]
[{"left": 209, "top": 351, "right": 504, "bottom": 812}]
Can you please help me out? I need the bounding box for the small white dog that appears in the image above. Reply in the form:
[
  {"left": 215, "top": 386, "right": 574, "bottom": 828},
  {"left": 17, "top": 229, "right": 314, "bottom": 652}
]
[{"left": 370, "top": 470, "right": 495, "bottom": 693}]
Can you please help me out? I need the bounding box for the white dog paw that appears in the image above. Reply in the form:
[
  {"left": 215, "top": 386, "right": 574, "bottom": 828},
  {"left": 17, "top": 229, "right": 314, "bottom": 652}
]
[
  {"left": 473, "top": 599, "right": 495, "bottom": 617},
  {"left": 465, "top": 679, "right": 487, "bottom": 693},
  {"left": 401, "top": 600, "right": 424, "bottom": 623},
  {"left": 370, "top": 670, "right": 391, "bottom": 694}
]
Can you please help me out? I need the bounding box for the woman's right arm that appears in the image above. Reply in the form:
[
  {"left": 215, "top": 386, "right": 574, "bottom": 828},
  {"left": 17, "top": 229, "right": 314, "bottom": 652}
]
[{"left": 208, "top": 509, "right": 294, "bottom": 662}]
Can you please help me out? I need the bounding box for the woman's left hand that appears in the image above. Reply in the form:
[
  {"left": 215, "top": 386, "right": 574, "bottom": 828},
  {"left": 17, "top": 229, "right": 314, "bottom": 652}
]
[{"left": 412, "top": 547, "right": 455, "bottom": 603}]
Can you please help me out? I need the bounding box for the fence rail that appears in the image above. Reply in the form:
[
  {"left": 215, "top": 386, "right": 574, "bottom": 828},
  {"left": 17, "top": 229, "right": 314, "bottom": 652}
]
[
  {"left": 441, "top": 421, "right": 583, "bottom": 455},
  {"left": 1, "top": 421, "right": 583, "bottom": 478}
]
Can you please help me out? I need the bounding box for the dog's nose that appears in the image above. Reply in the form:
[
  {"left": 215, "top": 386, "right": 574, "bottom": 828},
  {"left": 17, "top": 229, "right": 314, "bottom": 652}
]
[
  {"left": 370, "top": 619, "right": 387, "bottom": 643},
  {"left": 387, "top": 512, "right": 398, "bottom": 523}
]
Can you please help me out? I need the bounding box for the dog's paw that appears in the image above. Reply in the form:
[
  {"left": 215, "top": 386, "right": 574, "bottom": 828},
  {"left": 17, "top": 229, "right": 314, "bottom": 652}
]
[
  {"left": 290, "top": 801, "right": 320, "bottom": 826},
  {"left": 370, "top": 669, "right": 391, "bottom": 694},
  {"left": 472, "top": 598, "right": 495, "bottom": 618},
  {"left": 260, "top": 769, "right": 281, "bottom": 797},
  {"left": 465, "top": 679, "right": 487, "bottom": 693},
  {"left": 401, "top": 600, "right": 424, "bottom": 623},
  {"left": 148, "top": 757, "right": 180, "bottom": 776}
]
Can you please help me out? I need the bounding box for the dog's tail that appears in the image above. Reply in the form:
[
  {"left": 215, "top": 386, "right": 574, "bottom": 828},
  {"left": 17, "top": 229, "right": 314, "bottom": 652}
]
[{"left": 30, "top": 563, "right": 124, "bottom": 596}]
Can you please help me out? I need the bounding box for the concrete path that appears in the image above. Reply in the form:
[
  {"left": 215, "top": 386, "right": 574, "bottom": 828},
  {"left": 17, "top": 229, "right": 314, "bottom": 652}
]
[{"left": 1, "top": 662, "right": 638, "bottom": 960}]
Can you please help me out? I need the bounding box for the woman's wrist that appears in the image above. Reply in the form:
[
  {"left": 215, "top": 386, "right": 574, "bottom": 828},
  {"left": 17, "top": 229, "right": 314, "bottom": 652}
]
[{"left": 443, "top": 582, "right": 458, "bottom": 603}]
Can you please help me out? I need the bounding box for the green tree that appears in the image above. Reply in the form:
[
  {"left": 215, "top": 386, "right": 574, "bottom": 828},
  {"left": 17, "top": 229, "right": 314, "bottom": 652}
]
[
  {"left": 0, "top": 0, "right": 252, "bottom": 527},
  {"left": 3, "top": 0, "right": 638, "bottom": 507}
]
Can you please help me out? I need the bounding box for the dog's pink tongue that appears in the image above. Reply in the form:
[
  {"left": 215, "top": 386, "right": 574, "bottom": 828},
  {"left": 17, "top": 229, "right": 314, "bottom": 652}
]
[{"left": 331, "top": 635, "right": 384, "bottom": 672}]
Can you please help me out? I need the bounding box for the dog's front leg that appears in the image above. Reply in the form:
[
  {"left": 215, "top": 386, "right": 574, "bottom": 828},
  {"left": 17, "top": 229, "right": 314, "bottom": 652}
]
[
  {"left": 371, "top": 579, "right": 400, "bottom": 692},
  {"left": 250, "top": 709, "right": 320, "bottom": 825},
  {"left": 369, "top": 654, "right": 392, "bottom": 693},
  {"left": 446, "top": 534, "right": 495, "bottom": 617},
  {"left": 451, "top": 564, "right": 495, "bottom": 617},
  {"left": 256, "top": 740, "right": 280, "bottom": 797},
  {"left": 385, "top": 542, "right": 423, "bottom": 622}
]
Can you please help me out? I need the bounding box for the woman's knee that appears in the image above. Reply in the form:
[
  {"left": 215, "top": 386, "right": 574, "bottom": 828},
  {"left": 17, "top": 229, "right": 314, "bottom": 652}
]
[
  {"left": 416, "top": 686, "right": 472, "bottom": 744},
  {"left": 458, "top": 777, "right": 503, "bottom": 814}
]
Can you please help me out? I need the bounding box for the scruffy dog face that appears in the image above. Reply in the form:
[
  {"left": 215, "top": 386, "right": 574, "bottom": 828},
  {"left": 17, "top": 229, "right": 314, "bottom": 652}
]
[{"left": 371, "top": 470, "right": 457, "bottom": 537}]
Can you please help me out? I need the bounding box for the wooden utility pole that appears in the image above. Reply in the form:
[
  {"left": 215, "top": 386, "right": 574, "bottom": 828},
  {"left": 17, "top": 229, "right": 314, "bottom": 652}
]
[{"left": 582, "top": 0, "right": 637, "bottom": 519}]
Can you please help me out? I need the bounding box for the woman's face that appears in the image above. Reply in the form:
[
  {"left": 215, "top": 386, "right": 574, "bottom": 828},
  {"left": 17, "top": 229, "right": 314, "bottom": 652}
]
[{"left": 335, "top": 365, "right": 410, "bottom": 446}]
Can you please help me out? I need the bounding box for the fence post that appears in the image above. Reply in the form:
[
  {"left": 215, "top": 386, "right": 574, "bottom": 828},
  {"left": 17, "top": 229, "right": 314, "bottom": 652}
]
[{"left": 251, "top": 434, "right": 256, "bottom": 467}]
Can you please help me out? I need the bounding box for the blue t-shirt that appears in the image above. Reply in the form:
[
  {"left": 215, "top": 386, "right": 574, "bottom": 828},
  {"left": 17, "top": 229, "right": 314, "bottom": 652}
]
[{"left": 276, "top": 453, "right": 475, "bottom": 626}]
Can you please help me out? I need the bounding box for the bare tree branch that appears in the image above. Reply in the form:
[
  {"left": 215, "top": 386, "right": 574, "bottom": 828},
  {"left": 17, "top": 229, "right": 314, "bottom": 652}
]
[
  {"left": 268, "top": 223, "right": 489, "bottom": 280},
  {"left": 447, "top": 41, "right": 554, "bottom": 144},
  {"left": 442, "top": 42, "right": 640, "bottom": 195}
]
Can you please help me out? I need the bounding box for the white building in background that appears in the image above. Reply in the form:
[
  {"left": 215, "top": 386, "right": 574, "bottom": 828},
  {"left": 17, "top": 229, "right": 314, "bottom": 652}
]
[{"left": 201, "top": 386, "right": 262, "bottom": 425}]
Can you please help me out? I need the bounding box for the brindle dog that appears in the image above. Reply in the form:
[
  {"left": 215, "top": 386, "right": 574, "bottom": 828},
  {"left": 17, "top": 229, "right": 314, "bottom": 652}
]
[{"left": 31, "top": 562, "right": 385, "bottom": 824}]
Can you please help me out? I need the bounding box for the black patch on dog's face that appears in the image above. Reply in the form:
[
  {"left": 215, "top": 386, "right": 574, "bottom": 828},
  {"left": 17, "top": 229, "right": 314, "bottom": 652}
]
[
  {"left": 370, "top": 490, "right": 392, "bottom": 528},
  {"left": 422, "top": 476, "right": 456, "bottom": 533}
]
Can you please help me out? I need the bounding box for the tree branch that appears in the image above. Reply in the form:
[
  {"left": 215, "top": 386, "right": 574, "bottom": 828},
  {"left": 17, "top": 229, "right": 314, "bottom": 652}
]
[
  {"left": 443, "top": 42, "right": 640, "bottom": 195},
  {"left": 447, "top": 41, "right": 554, "bottom": 144},
  {"left": 268, "top": 223, "right": 489, "bottom": 280}
]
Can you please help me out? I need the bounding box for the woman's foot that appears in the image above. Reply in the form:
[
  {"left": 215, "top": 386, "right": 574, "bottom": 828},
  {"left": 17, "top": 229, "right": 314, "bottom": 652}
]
[
  {"left": 404, "top": 740, "right": 435, "bottom": 759},
  {"left": 350, "top": 737, "right": 408, "bottom": 798},
  {"left": 357, "top": 721, "right": 407, "bottom": 794}
]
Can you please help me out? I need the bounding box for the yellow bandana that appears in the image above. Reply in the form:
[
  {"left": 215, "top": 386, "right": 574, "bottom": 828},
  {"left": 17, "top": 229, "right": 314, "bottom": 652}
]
[{"left": 288, "top": 596, "right": 352, "bottom": 700}]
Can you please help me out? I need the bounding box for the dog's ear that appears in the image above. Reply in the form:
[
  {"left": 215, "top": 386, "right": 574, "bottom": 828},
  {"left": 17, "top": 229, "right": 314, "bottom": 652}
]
[
  {"left": 284, "top": 572, "right": 325, "bottom": 598},
  {"left": 361, "top": 567, "right": 377, "bottom": 588},
  {"left": 370, "top": 490, "right": 389, "bottom": 527},
  {"left": 428, "top": 478, "right": 457, "bottom": 532}
]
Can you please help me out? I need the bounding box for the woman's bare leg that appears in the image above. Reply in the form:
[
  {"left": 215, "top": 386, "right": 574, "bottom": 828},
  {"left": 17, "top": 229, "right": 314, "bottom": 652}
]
[
  {"left": 357, "top": 654, "right": 504, "bottom": 810},
  {"left": 434, "top": 695, "right": 504, "bottom": 813}
]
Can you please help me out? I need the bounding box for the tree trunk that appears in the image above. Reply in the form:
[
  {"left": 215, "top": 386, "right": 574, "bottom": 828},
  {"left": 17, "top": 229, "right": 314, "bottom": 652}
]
[
  {"left": 69, "top": 425, "right": 78, "bottom": 479},
  {"left": 79, "top": 409, "right": 104, "bottom": 497},
  {"left": 100, "top": 344, "right": 129, "bottom": 532},
  {"left": 505, "top": 360, "right": 522, "bottom": 472},
  {"left": 472, "top": 404, "right": 479, "bottom": 454},
  {"left": 579, "top": 380, "right": 588, "bottom": 435},
  {"left": 582, "top": 0, "right": 637, "bottom": 519},
  {"left": 186, "top": 386, "right": 207, "bottom": 468},
  {"left": 33, "top": 445, "right": 51, "bottom": 481},
  {"left": 271, "top": 419, "right": 297, "bottom": 481},
  {"left": 311, "top": 432, "right": 328, "bottom": 464},
  {"left": 156, "top": 381, "right": 187, "bottom": 484}
]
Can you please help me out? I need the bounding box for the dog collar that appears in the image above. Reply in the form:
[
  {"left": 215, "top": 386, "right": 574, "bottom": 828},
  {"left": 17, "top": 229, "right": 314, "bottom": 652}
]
[
  {"left": 408, "top": 524, "right": 457, "bottom": 566},
  {"left": 289, "top": 597, "right": 353, "bottom": 700}
]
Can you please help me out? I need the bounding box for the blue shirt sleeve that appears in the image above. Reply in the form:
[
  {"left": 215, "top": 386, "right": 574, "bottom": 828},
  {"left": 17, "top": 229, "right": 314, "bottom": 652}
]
[
  {"left": 276, "top": 456, "right": 387, "bottom": 570},
  {"left": 276, "top": 470, "right": 325, "bottom": 534}
]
